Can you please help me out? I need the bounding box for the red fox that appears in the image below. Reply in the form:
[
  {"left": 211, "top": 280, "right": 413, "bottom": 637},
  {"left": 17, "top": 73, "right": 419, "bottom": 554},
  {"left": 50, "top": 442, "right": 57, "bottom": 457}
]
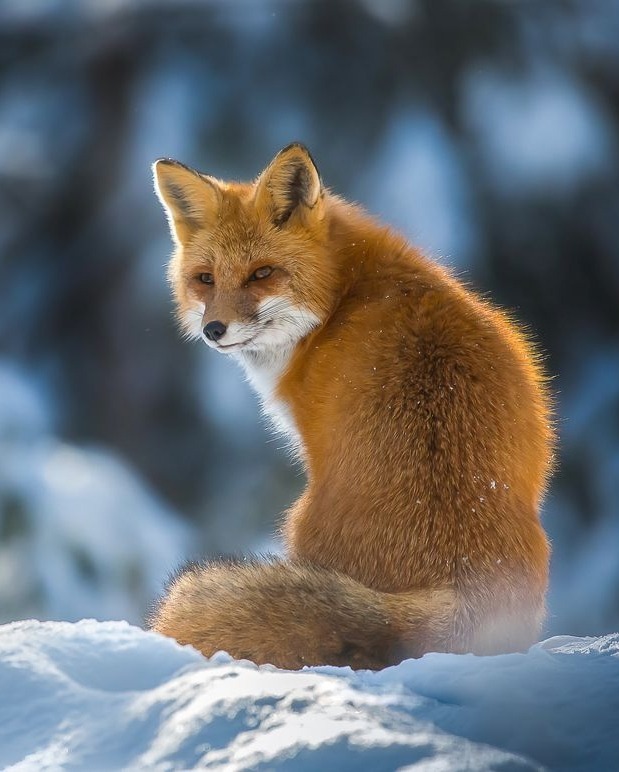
[{"left": 150, "top": 143, "right": 553, "bottom": 669}]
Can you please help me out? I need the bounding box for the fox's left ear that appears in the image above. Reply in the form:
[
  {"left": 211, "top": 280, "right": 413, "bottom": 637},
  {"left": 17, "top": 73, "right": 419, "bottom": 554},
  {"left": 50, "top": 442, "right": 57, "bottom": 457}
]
[
  {"left": 255, "top": 143, "right": 323, "bottom": 226},
  {"left": 153, "top": 158, "right": 221, "bottom": 244}
]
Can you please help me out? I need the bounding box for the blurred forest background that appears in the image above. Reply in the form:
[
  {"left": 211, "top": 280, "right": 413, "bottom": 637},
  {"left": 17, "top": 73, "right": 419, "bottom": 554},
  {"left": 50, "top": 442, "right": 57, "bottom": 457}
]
[{"left": 0, "top": 0, "right": 618, "bottom": 637}]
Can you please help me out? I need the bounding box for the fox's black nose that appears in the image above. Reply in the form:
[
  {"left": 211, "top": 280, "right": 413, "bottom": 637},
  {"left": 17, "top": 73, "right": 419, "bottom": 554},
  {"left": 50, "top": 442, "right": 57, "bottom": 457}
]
[{"left": 203, "top": 320, "right": 227, "bottom": 342}]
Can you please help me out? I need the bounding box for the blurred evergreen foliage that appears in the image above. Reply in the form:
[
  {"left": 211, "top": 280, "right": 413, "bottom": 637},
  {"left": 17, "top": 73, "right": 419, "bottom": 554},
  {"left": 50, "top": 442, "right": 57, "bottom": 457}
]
[{"left": 0, "top": 0, "right": 618, "bottom": 632}]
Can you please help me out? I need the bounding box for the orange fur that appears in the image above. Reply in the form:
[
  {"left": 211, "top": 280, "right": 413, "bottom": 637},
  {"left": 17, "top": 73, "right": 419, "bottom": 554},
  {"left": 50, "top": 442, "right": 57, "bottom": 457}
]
[{"left": 149, "top": 144, "right": 554, "bottom": 669}]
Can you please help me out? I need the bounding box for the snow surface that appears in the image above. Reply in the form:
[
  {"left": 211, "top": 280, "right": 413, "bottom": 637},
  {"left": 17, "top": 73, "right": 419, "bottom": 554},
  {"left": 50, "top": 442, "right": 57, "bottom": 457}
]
[{"left": 1, "top": 620, "right": 618, "bottom": 771}]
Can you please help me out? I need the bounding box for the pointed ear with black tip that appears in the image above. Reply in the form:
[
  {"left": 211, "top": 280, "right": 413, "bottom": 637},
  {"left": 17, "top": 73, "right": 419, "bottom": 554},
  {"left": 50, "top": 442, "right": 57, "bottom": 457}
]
[
  {"left": 255, "top": 143, "right": 323, "bottom": 226},
  {"left": 152, "top": 158, "right": 221, "bottom": 244}
]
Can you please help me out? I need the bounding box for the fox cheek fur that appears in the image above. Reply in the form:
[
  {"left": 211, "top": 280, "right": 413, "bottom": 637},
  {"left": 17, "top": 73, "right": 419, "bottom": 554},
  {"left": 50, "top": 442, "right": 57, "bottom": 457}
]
[{"left": 150, "top": 143, "right": 554, "bottom": 670}]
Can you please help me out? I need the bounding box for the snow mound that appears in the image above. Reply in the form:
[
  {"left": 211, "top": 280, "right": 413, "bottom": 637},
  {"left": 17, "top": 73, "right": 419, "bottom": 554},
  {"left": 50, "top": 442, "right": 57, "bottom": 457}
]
[{"left": 1, "top": 621, "right": 618, "bottom": 770}]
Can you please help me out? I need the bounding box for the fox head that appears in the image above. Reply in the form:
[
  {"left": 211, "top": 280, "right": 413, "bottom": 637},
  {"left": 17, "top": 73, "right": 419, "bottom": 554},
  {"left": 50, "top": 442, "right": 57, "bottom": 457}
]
[{"left": 153, "top": 144, "right": 337, "bottom": 359}]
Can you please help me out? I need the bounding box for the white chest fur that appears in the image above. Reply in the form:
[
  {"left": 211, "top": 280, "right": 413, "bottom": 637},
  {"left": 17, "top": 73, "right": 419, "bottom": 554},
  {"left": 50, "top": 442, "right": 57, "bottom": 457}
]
[
  {"left": 235, "top": 347, "right": 301, "bottom": 446},
  {"left": 227, "top": 298, "right": 320, "bottom": 453}
]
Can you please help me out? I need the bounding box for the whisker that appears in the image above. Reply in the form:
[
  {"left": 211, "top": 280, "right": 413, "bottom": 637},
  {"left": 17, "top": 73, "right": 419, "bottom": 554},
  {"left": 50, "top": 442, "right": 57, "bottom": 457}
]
[{"left": 249, "top": 302, "right": 287, "bottom": 320}]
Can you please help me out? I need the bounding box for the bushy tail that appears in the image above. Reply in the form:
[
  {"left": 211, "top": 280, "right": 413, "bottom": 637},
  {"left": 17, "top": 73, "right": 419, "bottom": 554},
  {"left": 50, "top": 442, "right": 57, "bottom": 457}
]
[{"left": 148, "top": 557, "right": 457, "bottom": 669}]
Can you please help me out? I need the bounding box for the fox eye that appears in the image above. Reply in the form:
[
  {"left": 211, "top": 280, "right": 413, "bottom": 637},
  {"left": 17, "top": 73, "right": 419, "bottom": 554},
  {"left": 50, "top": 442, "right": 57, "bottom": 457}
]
[
  {"left": 198, "top": 272, "right": 214, "bottom": 285},
  {"left": 249, "top": 266, "right": 273, "bottom": 281}
]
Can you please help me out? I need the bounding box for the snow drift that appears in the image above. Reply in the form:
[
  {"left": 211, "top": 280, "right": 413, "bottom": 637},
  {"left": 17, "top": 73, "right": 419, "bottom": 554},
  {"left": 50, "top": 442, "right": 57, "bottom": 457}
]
[{"left": 1, "top": 620, "right": 617, "bottom": 770}]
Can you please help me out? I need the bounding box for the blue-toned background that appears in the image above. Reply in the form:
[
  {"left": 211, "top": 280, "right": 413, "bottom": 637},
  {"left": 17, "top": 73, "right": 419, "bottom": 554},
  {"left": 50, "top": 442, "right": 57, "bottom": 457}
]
[{"left": 0, "top": 0, "right": 618, "bottom": 636}]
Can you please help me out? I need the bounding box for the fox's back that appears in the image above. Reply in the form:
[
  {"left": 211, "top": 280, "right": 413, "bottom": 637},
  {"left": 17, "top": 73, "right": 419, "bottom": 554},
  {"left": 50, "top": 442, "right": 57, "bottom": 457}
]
[{"left": 280, "top": 212, "right": 551, "bottom": 601}]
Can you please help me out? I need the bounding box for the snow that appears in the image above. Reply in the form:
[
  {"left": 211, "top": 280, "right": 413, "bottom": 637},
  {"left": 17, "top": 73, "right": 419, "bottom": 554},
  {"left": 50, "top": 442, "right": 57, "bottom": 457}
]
[{"left": 1, "top": 620, "right": 617, "bottom": 771}]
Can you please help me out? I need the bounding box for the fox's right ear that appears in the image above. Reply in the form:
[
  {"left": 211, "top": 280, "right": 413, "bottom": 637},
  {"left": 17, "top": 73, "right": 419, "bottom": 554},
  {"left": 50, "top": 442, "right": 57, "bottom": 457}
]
[
  {"left": 255, "top": 143, "right": 323, "bottom": 227},
  {"left": 152, "top": 159, "right": 221, "bottom": 244}
]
